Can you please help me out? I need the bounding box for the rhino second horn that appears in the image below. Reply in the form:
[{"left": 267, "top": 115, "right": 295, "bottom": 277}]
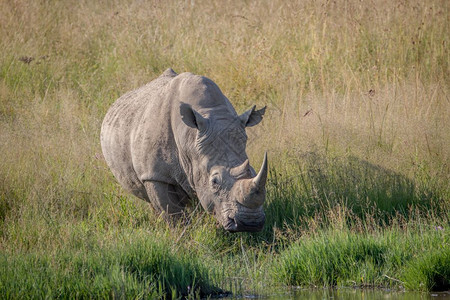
[
  {"left": 237, "top": 152, "right": 268, "bottom": 209},
  {"left": 230, "top": 159, "right": 250, "bottom": 177}
]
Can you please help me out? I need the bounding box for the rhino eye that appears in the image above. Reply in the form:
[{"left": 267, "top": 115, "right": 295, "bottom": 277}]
[{"left": 210, "top": 175, "right": 221, "bottom": 189}]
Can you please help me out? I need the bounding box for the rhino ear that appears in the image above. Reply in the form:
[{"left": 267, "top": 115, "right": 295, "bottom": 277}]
[
  {"left": 239, "top": 105, "right": 266, "bottom": 127},
  {"left": 180, "top": 102, "right": 209, "bottom": 132}
]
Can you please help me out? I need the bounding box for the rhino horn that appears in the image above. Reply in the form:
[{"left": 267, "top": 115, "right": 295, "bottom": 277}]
[
  {"left": 253, "top": 152, "right": 268, "bottom": 190},
  {"left": 237, "top": 152, "right": 268, "bottom": 209},
  {"left": 230, "top": 159, "right": 250, "bottom": 178}
]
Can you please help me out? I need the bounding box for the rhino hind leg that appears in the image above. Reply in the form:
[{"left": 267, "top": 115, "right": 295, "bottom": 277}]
[{"left": 143, "top": 181, "right": 190, "bottom": 219}]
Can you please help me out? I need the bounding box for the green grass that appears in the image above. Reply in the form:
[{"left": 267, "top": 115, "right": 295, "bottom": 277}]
[
  {"left": 0, "top": 0, "right": 449, "bottom": 297},
  {"left": 402, "top": 248, "right": 450, "bottom": 292},
  {"left": 0, "top": 230, "right": 219, "bottom": 299},
  {"left": 275, "top": 225, "right": 449, "bottom": 289}
]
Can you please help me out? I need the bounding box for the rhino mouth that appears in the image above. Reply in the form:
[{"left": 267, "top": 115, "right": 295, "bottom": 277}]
[
  {"left": 224, "top": 217, "right": 239, "bottom": 232},
  {"left": 223, "top": 207, "right": 265, "bottom": 232}
]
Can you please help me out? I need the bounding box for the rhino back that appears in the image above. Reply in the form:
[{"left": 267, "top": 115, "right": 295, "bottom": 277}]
[{"left": 100, "top": 70, "right": 178, "bottom": 199}]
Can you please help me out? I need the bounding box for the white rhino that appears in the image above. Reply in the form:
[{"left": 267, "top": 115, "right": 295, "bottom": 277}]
[{"left": 100, "top": 68, "right": 267, "bottom": 232}]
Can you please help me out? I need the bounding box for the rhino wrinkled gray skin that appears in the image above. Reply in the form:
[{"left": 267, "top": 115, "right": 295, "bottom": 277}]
[{"left": 101, "top": 69, "right": 267, "bottom": 232}]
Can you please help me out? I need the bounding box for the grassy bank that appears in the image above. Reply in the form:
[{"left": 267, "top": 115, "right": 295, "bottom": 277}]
[
  {"left": 1, "top": 232, "right": 218, "bottom": 298},
  {"left": 1, "top": 0, "right": 449, "bottom": 297},
  {"left": 276, "top": 224, "right": 449, "bottom": 291}
]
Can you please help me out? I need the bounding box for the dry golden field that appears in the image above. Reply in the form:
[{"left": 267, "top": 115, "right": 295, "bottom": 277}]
[{"left": 0, "top": 0, "right": 449, "bottom": 297}]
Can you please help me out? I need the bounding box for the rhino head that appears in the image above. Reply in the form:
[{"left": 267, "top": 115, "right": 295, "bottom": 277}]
[{"left": 180, "top": 103, "right": 267, "bottom": 232}]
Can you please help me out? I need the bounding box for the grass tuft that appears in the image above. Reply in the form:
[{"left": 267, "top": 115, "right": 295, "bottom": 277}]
[
  {"left": 402, "top": 248, "right": 450, "bottom": 292},
  {"left": 274, "top": 226, "right": 449, "bottom": 290}
]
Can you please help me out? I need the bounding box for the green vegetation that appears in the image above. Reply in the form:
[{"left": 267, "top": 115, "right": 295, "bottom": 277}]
[
  {"left": 1, "top": 232, "right": 218, "bottom": 298},
  {"left": 276, "top": 226, "right": 448, "bottom": 290},
  {"left": 402, "top": 247, "right": 450, "bottom": 292},
  {"left": 0, "top": 0, "right": 448, "bottom": 298}
]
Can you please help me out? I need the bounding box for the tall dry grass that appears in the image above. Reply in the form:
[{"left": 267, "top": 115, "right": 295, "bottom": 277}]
[{"left": 0, "top": 0, "right": 449, "bottom": 295}]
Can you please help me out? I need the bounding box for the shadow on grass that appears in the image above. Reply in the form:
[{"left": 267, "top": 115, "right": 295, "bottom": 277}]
[{"left": 258, "top": 152, "right": 440, "bottom": 240}]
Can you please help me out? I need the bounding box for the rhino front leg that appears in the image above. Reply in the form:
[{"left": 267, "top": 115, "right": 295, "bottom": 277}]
[{"left": 143, "top": 181, "right": 190, "bottom": 218}]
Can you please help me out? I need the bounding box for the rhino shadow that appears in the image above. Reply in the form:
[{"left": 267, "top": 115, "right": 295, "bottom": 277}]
[{"left": 261, "top": 151, "right": 437, "bottom": 238}]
